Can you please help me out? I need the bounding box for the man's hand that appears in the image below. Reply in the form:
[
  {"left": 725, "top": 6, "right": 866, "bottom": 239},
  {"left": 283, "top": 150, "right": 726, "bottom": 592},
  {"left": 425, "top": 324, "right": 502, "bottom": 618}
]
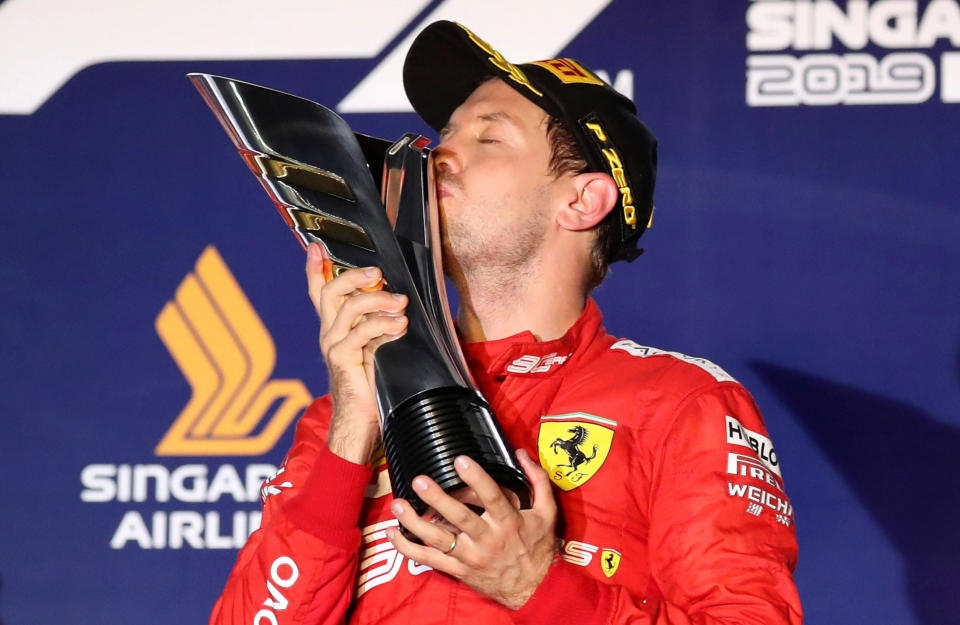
[
  {"left": 305, "top": 242, "right": 408, "bottom": 464},
  {"left": 386, "top": 449, "right": 559, "bottom": 610}
]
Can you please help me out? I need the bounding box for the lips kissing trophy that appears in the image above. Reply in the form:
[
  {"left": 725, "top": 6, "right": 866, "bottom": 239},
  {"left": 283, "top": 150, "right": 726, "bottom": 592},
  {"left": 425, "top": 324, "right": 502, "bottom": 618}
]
[{"left": 190, "top": 74, "right": 531, "bottom": 518}]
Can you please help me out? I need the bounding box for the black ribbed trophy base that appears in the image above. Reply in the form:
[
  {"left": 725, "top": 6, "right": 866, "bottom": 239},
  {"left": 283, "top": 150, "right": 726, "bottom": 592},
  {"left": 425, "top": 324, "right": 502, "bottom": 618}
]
[{"left": 382, "top": 387, "right": 531, "bottom": 517}]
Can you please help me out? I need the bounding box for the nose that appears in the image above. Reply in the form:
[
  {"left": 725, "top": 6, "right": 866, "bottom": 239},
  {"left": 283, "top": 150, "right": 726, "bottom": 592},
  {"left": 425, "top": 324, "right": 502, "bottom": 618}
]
[{"left": 432, "top": 136, "right": 462, "bottom": 175}]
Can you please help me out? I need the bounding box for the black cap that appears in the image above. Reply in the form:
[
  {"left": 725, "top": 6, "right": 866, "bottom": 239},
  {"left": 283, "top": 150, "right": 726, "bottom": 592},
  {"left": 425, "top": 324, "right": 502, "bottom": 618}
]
[{"left": 403, "top": 20, "right": 657, "bottom": 263}]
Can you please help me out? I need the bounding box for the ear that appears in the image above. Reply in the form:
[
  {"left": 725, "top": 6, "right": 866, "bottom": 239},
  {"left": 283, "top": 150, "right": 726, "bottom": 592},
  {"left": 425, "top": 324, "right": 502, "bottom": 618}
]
[{"left": 556, "top": 172, "right": 618, "bottom": 232}]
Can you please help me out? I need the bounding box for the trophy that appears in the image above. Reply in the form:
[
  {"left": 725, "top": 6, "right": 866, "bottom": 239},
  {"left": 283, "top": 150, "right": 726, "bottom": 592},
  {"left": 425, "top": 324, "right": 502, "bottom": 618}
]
[{"left": 189, "top": 74, "right": 531, "bottom": 517}]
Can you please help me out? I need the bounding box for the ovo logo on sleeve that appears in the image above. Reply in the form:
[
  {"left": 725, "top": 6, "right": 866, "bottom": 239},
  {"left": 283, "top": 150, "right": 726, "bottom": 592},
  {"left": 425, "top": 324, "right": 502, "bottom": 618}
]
[{"left": 154, "top": 246, "right": 311, "bottom": 456}]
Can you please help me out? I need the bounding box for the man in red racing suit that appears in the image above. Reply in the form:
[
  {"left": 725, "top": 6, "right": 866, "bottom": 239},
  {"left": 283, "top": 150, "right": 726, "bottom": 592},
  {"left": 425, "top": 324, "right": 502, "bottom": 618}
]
[
  {"left": 210, "top": 300, "right": 801, "bottom": 625},
  {"left": 210, "top": 20, "right": 802, "bottom": 625}
]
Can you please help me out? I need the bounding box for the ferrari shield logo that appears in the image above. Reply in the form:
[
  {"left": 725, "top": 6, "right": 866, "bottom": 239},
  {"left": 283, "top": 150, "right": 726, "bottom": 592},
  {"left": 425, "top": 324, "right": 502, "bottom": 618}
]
[
  {"left": 600, "top": 549, "right": 622, "bottom": 578},
  {"left": 538, "top": 413, "right": 616, "bottom": 491}
]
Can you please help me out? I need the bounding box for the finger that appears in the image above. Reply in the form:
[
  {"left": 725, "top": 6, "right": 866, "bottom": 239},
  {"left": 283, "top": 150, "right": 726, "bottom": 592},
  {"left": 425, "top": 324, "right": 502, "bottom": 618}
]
[
  {"left": 517, "top": 448, "right": 556, "bottom": 516},
  {"left": 386, "top": 526, "right": 465, "bottom": 578},
  {"left": 305, "top": 243, "right": 332, "bottom": 313},
  {"left": 410, "top": 475, "right": 486, "bottom": 538},
  {"left": 305, "top": 242, "right": 340, "bottom": 287},
  {"left": 307, "top": 242, "right": 337, "bottom": 281},
  {"left": 362, "top": 325, "right": 408, "bottom": 363},
  {"left": 327, "top": 312, "right": 408, "bottom": 364},
  {"left": 321, "top": 267, "right": 383, "bottom": 325},
  {"left": 453, "top": 455, "right": 518, "bottom": 522},
  {"left": 307, "top": 247, "right": 386, "bottom": 322},
  {"left": 322, "top": 291, "right": 407, "bottom": 351},
  {"left": 390, "top": 498, "right": 459, "bottom": 553}
]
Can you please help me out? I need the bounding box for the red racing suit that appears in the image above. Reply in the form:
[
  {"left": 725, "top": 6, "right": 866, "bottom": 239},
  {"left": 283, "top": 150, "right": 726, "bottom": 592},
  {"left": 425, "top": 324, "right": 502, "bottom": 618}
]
[{"left": 210, "top": 299, "right": 803, "bottom": 625}]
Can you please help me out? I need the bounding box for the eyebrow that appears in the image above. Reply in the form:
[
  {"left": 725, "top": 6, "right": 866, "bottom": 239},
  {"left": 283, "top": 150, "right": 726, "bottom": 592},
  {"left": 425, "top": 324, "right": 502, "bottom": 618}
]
[{"left": 439, "top": 110, "right": 521, "bottom": 140}]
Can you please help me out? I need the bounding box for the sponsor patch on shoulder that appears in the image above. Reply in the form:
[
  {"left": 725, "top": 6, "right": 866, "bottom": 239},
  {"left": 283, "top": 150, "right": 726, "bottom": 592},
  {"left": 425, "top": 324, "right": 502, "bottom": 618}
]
[
  {"left": 610, "top": 340, "right": 737, "bottom": 383},
  {"left": 728, "top": 482, "right": 793, "bottom": 520},
  {"left": 726, "top": 416, "right": 780, "bottom": 477}
]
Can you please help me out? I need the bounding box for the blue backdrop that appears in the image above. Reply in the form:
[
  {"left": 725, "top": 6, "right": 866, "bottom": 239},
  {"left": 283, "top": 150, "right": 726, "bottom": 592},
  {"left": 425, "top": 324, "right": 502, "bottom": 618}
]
[{"left": 1, "top": 1, "right": 958, "bottom": 623}]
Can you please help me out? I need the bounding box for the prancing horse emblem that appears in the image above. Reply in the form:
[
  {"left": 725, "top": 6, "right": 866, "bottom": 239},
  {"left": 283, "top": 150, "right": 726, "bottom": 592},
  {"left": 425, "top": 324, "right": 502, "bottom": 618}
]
[
  {"left": 550, "top": 425, "right": 598, "bottom": 476},
  {"left": 537, "top": 414, "right": 616, "bottom": 491}
]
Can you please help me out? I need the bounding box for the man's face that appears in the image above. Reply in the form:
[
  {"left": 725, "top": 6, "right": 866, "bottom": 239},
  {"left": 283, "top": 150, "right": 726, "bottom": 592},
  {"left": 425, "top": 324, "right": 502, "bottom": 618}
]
[{"left": 433, "top": 78, "right": 559, "bottom": 282}]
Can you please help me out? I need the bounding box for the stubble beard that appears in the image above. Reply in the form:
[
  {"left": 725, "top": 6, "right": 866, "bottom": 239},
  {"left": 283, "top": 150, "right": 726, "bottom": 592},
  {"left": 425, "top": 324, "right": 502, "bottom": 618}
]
[{"left": 439, "top": 183, "right": 550, "bottom": 299}]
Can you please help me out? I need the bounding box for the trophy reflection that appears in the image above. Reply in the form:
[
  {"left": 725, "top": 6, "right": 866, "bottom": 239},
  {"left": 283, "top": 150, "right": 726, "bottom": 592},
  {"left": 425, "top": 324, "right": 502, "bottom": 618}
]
[{"left": 189, "top": 74, "right": 531, "bottom": 518}]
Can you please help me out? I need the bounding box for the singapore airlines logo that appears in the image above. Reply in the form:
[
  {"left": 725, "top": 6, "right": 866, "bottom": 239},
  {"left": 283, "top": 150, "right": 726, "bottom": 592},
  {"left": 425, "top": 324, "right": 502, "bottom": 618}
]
[{"left": 154, "top": 246, "right": 311, "bottom": 456}]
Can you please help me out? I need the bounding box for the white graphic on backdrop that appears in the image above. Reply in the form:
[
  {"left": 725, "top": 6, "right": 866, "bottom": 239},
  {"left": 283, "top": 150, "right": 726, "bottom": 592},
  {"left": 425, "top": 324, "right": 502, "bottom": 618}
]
[
  {"left": 746, "top": 0, "right": 960, "bottom": 106},
  {"left": 80, "top": 463, "right": 277, "bottom": 549},
  {"left": 336, "top": 0, "right": 614, "bottom": 113},
  {"left": 0, "top": 0, "right": 430, "bottom": 115},
  {"left": 0, "top": 0, "right": 614, "bottom": 115}
]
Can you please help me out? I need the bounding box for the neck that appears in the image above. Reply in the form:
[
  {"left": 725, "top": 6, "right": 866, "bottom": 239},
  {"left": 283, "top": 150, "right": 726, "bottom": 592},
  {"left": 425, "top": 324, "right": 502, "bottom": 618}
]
[{"left": 452, "top": 251, "right": 588, "bottom": 343}]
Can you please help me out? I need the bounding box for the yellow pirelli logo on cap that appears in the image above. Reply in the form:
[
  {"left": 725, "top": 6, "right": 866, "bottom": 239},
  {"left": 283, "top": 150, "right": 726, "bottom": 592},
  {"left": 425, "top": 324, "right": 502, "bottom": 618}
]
[
  {"left": 530, "top": 58, "right": 604, "bottom": 86},
  {"left": 155, "top": 246, "right": 311, "bottom": 456},
  {"left": 455, "top": 22, "right": 542, "bottom": 97}
]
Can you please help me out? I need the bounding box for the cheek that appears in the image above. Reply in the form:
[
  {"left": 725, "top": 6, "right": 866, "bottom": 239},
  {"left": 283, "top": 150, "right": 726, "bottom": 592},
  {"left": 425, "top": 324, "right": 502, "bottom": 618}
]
[{"left": 466, "top": 157, "right": 547, "bottom": 199}]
